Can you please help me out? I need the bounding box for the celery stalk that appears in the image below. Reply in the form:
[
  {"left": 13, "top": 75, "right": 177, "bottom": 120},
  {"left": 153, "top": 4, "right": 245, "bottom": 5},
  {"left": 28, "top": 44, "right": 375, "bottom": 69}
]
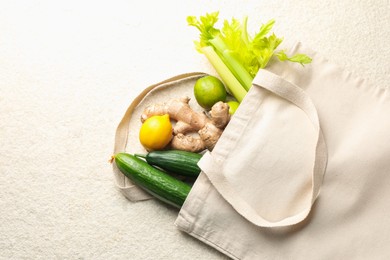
[
  {"left": 201, "top": 46, "right": 247, "bottom": 103},
  {"left": 208, "top": 35, "right": 227, "bottom": 54},
  {"left": 221, "top": 50, "right": 253, "bottom": 91},
  {"left": 241, "top": 16, "right": 250, "bottom": 45},
  {"left": 209, "top": 36, "right": 253, "bottom": 91}
]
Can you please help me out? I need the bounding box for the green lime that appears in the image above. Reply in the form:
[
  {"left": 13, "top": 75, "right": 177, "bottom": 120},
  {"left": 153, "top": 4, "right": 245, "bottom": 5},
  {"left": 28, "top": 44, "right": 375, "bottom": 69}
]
[
  {"left": 194, "top": 76, "right": 227, "bottom": 109},
  {"left": 227, "top": 100, "right": 239, "bottom": 115}
]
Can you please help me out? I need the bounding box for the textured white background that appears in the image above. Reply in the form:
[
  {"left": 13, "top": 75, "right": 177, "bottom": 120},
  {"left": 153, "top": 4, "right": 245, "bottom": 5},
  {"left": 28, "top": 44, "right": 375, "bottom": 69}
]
[{"left": 1, "top": 0, "right": 389, "bottom": 259}]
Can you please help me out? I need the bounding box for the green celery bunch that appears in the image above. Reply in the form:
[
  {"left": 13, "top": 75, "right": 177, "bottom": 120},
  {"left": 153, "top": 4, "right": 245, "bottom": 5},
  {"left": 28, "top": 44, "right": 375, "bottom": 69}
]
[{"left": 187, "top": 12, "right": 312, "bottom": 103}]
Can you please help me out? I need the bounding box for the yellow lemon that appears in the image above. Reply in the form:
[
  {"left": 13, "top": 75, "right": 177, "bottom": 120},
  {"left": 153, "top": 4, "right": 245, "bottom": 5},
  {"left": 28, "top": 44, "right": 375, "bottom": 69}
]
[{"left": 139, "top": 114, "right": 172, "bottom": 151}]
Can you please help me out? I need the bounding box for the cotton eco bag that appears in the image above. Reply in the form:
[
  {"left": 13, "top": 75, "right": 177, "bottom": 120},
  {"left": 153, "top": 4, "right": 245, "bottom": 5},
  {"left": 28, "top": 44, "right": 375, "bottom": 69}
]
[{"left": 175, "top": 42, "right": 390, "bottom": 259}]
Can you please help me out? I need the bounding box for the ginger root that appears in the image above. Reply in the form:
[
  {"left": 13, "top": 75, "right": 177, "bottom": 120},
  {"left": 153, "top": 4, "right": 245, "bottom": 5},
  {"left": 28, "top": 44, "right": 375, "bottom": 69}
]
[
  {"left": 170, "top": 133, "right": 205, "bottom": 152},
  {"left": 210, "top": 101, "right": 230, "bottom": 129},
  {"left": 141, "top": 97, "right": 230, "bottom": 152}
]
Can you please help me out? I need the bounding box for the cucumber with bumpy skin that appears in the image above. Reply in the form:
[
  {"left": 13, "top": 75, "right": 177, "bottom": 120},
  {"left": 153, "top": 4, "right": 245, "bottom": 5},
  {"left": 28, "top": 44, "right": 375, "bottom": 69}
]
[
  {"left": 114, "top": 153, "right": 191, "bottom": 208},
  {"left": 135, "top": 150, "right": 202, "bottom": 177}
]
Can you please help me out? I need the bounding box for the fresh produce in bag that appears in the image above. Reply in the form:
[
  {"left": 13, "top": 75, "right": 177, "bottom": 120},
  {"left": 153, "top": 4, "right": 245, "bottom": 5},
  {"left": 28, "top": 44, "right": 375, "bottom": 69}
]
[{"left": 112, "top": 12, "right": 312, "bottom": 208}]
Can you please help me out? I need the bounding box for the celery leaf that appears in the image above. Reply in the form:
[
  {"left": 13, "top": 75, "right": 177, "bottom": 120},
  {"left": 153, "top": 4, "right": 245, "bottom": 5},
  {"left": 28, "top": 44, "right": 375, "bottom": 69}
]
[
  {"left": 187, "top": 12, "right": 220, "bottom": 51},
  {"left": 276, "top": 50, "right": 313, "bottom": 66}
]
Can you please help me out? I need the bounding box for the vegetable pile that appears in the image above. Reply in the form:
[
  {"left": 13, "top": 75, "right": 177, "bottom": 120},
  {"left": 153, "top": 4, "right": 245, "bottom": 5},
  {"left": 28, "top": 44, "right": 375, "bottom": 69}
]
[
  {"left": 187, "top": 12, "right": 312, "bottom": 102},
  {"left": 141, "top": 93, "right": 230, "bottom": 153},
  {"left": 112, "top": 12, "right": 312, "bottom": 209}
]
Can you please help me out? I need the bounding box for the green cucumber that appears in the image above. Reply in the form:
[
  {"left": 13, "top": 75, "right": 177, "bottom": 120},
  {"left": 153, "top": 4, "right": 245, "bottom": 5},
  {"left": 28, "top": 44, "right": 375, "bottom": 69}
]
[
  {"left": 114, "top": 153, "right": 191, "bottom": 208},
  {"left": 135, "top": 150, "right": 202, "bottom": 177}
]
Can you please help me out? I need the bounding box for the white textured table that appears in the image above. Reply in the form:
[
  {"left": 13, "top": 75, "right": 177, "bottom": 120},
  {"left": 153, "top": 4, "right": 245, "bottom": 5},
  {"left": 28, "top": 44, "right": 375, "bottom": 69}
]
[{"left": 1, "top": 0, "right": 388, "bottom": 259}]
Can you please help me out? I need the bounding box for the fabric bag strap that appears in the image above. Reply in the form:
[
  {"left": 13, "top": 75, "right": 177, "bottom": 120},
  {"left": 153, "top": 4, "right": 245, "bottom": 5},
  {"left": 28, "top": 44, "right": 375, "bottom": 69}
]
[
  {"left": 112, "top": 72, "right": 207, "bottom": 201},
  {"left": 199, "top": 69, "right": 328, "bottom": 227}
]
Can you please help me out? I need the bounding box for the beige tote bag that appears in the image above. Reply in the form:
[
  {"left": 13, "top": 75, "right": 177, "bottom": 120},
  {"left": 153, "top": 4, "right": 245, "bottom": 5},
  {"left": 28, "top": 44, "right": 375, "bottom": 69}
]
[{"left": 175, "top": 42, "right": 390, "bottom": 259}]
